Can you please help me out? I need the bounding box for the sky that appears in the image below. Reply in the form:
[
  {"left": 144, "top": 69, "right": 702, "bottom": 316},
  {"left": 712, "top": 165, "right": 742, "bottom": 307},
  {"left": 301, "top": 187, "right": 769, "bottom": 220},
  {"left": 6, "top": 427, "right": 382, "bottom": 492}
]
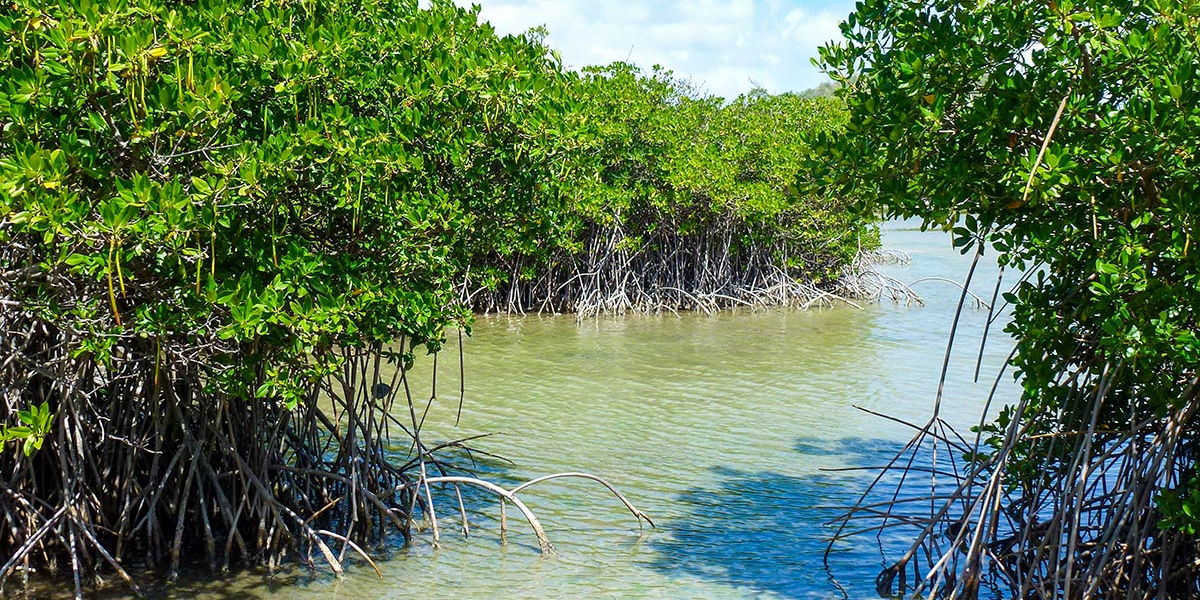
[{"left": 453, "top": 0, "right": 858, "bottom": 100}]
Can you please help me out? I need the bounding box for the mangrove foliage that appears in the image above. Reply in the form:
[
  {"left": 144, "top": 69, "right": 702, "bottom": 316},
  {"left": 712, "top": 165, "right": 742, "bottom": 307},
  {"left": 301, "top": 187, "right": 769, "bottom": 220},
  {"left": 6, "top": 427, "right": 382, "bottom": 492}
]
[
  {"left": 465, "top": 63, "right": 876, "bottom": 315},
  {"left": 814, "top": 0, "right": 1200, "bottom": 597}
]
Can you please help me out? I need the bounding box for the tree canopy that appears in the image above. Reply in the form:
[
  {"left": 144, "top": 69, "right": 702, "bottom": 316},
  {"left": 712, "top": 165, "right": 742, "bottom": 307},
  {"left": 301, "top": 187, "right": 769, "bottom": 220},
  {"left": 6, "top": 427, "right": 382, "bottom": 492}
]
[
  {"left": 815, "top": 0, "right": 1200, "bottom": 597},
  {"left": 0, "top": 0, "right": 586, "bottom": 404},
  {"left": 466, "top": 62, "right": 871, "bottom": 314}
]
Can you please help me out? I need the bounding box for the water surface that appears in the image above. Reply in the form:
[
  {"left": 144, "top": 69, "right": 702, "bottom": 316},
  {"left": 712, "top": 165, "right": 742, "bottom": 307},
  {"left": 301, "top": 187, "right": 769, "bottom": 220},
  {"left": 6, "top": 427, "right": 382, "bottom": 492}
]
[{"left": 126, "top": 222, "right": 1020, "bottom": 599}]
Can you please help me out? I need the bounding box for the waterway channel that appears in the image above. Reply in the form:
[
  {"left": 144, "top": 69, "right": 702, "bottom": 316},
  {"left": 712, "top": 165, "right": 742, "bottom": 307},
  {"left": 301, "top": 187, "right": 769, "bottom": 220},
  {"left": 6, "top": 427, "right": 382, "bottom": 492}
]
[{"left": 111, "top": 221, "right": 1018, "bottom": 599}]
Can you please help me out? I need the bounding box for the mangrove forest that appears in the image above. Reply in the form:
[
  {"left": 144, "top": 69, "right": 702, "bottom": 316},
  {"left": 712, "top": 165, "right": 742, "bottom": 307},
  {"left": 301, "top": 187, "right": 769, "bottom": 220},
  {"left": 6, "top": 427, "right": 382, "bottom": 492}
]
[{"left": 1, "top": 0, "right": 1198, "bottom": 599}]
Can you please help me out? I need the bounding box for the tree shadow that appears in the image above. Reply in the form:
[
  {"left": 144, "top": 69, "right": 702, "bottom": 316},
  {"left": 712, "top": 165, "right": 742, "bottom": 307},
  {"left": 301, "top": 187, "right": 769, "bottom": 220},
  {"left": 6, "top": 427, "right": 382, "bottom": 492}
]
[{"left": 644, "top": 435, "right": 929, "bottom": 600}]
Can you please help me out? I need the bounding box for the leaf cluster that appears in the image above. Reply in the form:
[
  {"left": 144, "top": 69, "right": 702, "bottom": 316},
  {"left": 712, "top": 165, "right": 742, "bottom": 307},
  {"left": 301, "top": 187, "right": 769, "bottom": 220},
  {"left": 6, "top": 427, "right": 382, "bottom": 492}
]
[
  {"left": 0, "top": 402, "right": 52, "bottom": 457},
  {"left": 0, "top": 0, "right": 577, "bottom": 406},
  {"left": 551, "top": 62, "right": 871, "bottom": 285},
  {"left": 814, "top": 0, "right": 1200, "bottom": 541}
]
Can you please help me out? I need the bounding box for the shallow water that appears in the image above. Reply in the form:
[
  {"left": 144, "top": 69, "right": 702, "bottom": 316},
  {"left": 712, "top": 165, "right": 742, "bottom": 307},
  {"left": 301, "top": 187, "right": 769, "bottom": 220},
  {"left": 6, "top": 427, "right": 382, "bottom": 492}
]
[{"left": 101, "top": 221, "right": 1019, "bottom": 599}]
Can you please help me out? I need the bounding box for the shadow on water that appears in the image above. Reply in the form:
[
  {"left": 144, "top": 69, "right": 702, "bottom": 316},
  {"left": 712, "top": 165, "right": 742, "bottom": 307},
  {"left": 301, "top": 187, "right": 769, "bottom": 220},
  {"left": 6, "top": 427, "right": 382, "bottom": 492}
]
[{"left": 647, "top": 436, "right": 934, "bottom": 600}]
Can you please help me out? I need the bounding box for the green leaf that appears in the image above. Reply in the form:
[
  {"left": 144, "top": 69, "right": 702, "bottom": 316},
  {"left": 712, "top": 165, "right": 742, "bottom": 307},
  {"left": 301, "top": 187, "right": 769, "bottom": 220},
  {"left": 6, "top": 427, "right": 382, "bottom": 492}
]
[{"left": 6, "top": 426, "right": 32, "bottom": 438}]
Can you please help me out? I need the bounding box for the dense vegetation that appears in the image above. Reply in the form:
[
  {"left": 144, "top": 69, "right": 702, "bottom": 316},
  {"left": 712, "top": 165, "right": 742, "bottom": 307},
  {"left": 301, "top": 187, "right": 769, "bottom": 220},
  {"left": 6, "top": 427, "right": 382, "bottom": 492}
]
[
  {"left": 467, "top": 63, "right": 873, "bottom": 315},
  {"left": 0, "top": 0, "right": 578, "bottom": 594},
  {"left": 0, "top": 0, "right": 865, "bottom": 595},
  {"left": 814, "top": 0, "right": 1200, "bottom": 597}
]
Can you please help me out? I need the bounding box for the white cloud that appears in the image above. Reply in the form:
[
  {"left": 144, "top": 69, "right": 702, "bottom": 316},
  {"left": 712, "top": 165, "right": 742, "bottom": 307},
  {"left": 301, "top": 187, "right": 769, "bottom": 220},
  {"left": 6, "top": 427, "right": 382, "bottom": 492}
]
[{"left": 454, "top": 0, "right": 856, "bottom": 99}]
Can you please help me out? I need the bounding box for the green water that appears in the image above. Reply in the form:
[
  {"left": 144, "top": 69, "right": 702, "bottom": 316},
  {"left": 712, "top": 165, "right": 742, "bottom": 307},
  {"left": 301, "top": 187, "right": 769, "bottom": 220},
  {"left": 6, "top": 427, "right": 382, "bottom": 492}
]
[{"left": 111, "top": 222, "right": 1018, "bottom": 599}]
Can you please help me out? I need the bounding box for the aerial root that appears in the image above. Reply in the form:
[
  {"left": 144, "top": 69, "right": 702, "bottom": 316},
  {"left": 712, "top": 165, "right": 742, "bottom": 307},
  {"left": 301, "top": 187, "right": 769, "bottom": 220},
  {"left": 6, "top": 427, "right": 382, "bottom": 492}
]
[
  {"left": 398, "top": 472, "right": 654, "bottom": 554},
  {"left": 463, "top": 225, "right": 920, "bottom": 317},
  {"left": 510, "top": 472, "right": 655, "bottom": 528},
  {"left": 825, "top": 339, "right": 1200, "bottom": 598}
]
